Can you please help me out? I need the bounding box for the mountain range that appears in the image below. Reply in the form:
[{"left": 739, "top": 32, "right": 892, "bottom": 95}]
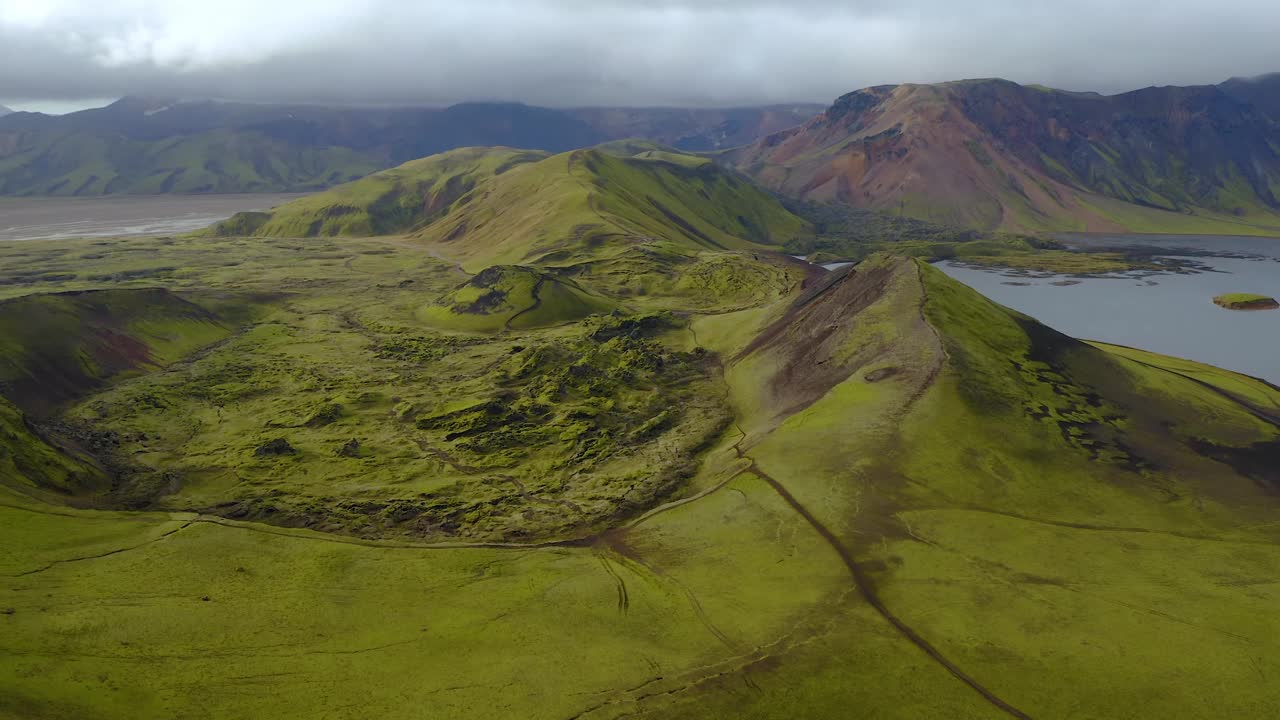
[
  {"left": 6, "top": 73, "right": 1280, "bottom": 237},
  {"left": 729, "top": 75, "right": 1280, "bottom": 234},
  {"left": 0, "top": 98, "right": 821, "bottom": 196}
]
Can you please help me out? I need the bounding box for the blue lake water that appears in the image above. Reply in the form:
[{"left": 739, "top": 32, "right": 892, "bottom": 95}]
[{"left": 937, "top": 235, "right": 1280, "bottom": 383}]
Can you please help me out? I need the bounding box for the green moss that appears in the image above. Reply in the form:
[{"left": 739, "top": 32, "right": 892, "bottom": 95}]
[
  {"left": 418, "top": 265, "right": 615, "bottom": 332},
  {"left": 0, "top": 288, "right": 236, "bottom": 416},
  {"left": 204, "top": 146, "right": 812, "bottom": 277},
  {"left": 0, "top": 396, "right": 106, "bottom": 493},
  {"left": 3, "top": 221, "right": 1280, "bottom": 719},
  {"left": 1213, "top": 293, "right": 1279, "bottom": 310}
]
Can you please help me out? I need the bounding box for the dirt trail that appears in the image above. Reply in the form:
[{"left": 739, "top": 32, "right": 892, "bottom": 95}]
[
  {"left": 504, "top": 276, "right": 546, "bottom": 331},
  {"left": 741, "top": 455, "right": 1032, "bottom": 720},
  {"left": 705, "top": 261, "right": 1032, "bottom": 719}
]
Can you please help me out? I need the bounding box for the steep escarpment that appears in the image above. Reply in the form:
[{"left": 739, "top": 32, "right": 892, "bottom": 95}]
[
  {"left": 0, "top": 288, "right": 240, "bottom": 495},
  {"left": 0, "top": 395, "right": 106, "bottom": 493},
  {"left": 0, "top": 288, "right": 231, "bottom": 416},
  {"left": 730, "top": 78, "right": 1280, "bottom": 234}
]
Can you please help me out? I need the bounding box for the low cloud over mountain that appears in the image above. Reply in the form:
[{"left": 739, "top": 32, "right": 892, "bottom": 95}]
[{"left": 2, "top": 0, "right": 1279, "bottom": 107}]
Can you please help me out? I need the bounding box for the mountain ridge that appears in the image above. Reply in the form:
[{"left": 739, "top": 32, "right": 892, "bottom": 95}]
[
  {"left": 728, "top": 75, "right": 1280, "bottom": 234},
  {"left": 0, "top": 98, "right": 822, "bottom": 196}
]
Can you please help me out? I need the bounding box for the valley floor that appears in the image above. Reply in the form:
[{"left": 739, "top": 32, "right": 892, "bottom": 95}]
[{"left": 3, "top": 235, "right": 1280, "bottom": 719}]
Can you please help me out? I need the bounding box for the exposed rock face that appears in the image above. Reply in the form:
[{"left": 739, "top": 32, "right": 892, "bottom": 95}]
[
  {"left": 254, "top": 438, "right": 297, "bottom": 457},
  {"left": 729, "top": 78, "right": 1280, "bottom": 233}
]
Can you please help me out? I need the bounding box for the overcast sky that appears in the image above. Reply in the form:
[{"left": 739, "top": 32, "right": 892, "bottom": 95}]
[{"left": 2, "top": 0, "right": 1278, "bottom": 112}]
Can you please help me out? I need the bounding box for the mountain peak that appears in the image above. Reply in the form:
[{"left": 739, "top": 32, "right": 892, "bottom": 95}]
[
  {"left": 731, "top": 75, "right": 1280, "bottom": 234},
  {"left": 105, "top": 96, "right": 183, "bottom": 114},
  {"left": 0, "top": 104, "right": 11, "bottom": 117}
]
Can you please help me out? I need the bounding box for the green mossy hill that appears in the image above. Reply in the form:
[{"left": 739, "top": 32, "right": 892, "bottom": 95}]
[
  {"left": 421, "top": 148, "right": 810, "bottom": 271},
  {"left": 418, "top": 265, "right": 616, "bottom": 332},
  {"left": 594, "top": 138, "right": 712, "bottom": 167},
  {"left": 0, "top": 288, "right": 232, "bottom": 416},
  {"left": 919, "top": 261, "right": 1277, "bottom": 451},
  {"left": 207, "top": 146, "right": 811, "bottom": 272},
  {"left": 1214, "top": 293, "right": 1279, "bottom": 310},
  {"left": 703, "top": 254, "right": 1280, "bottom": 719},
  {"left": 205, "top": 147, "right": 548, "bottom": 238}
]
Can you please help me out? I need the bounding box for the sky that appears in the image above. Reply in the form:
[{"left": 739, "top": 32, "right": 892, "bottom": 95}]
[{"left": 1, "top": 0, "right": 1278, "bottom": 111}]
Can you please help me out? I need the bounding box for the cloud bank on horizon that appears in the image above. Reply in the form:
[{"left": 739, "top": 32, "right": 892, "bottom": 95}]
[{"left": 1, "top": 0, "right": 1277, "bottom": 108}]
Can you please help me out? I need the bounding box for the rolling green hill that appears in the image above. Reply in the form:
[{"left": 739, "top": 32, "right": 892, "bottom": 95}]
[
  {"left": 210, "top": 145, "right": 813, "bottom": 272},
  {"left": 207, "top": 147, "right": 549, "bottom": 237},
  {"left": 419, "top": 265, "right": 616, "bottom": 332}
]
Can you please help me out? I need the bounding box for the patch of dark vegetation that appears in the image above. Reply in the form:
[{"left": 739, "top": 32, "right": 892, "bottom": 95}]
[
  {"left": 646, "top": 197, "right": 725, "bottom": 249},
  {"left": 25, "top": 416, "right": 179, "bottom": 504},
  {"left": 1190, "top": 438, "right": 1280, "bottom": 494},
  {"left": 336, "top": 438, "right": 362, "bottom": 458},
  {"left": 303, "top": 403, "right": 344, "bottom": 428},
  {"left": 415, "top": 317, "right": 711, "bottom": 464},
  {"left": 0, "top": 270, "right": 78, "bottom": 286},
  {"left": 254, "top": 438, "right": 297, "bottom": 457},
  {"left": 1010, "top": 316, "right": 1150, "bottom": 470},
  {"left": 84, "top": 267, "right": 177, "bottom": 282},
  {"left": 376, "top": 335, "right": 486, "bottom": 365},
  {"left": 864, "top": 367, "right": 900, "bottom": 383},
  {"left": 588, "top": 312, "right": 679, "bottom": 342},
  {"left": 780, "top": 199, "right": 1060, "bottom": 263}
]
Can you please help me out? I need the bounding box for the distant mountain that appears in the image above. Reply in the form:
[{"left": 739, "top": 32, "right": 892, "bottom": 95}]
[
  {"left": 0, "top": 98, "right": 821, "bottom": 196},
  {"left": 571, "top": 105, "right": 823, "bottom": 151},
  {"left": 1220, "top": 73, "right": 1280, "bottom": 118},
  {"left": 728, "top": 77, "right": 1280, "bottom": 234},
  {"left": 0, "top": 105, "right": 11, "bottom": 118}
]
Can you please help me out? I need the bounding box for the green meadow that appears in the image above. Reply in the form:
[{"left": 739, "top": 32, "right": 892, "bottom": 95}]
[{"left": 3, "top": 146, "right": 1279, "bottom": 719}]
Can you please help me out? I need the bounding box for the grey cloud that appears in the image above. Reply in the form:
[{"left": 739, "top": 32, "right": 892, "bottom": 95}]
[{"left": 0, "top": 0, "right": 1277, "bottom": 108}]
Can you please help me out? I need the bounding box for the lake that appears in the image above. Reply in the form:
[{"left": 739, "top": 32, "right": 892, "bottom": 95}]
[
  {"left": 937, "top": 234, "right": 1280, "bottom": 383},
  {"left": 0, "top": 194, "right": 307, "bottom": 241}
]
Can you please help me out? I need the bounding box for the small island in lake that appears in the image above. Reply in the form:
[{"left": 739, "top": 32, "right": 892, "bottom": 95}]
[{"left": 1213, "top": 293, "right": 1280, "bottom": 311}]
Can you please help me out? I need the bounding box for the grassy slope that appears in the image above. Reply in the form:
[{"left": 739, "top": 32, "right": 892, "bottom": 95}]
[
  {"left": 419, "top": 149, "right": 810, "bottom": 272},
  {"left": 205, "top": 147, "right": 549, "bottom": 237},
  {"left": 419, "top": 265, "right": 616, "bottom": 332},
  {"left": 208, "top": 145, "right": 812, "bottom": 272},
  {"left": 2, "top": 235, "right": 1279, "bottom": 720},
  {"left": 0, "top": 396, "right": 105, "bottom": 494},
  {"left": 0, "top": 288, "right": 233, "bottom": 416}
]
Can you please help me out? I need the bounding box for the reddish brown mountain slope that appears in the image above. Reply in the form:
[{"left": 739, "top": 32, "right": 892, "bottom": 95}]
[{"left": 728, "top": 79, "right": 1280, "bottom": 234}]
